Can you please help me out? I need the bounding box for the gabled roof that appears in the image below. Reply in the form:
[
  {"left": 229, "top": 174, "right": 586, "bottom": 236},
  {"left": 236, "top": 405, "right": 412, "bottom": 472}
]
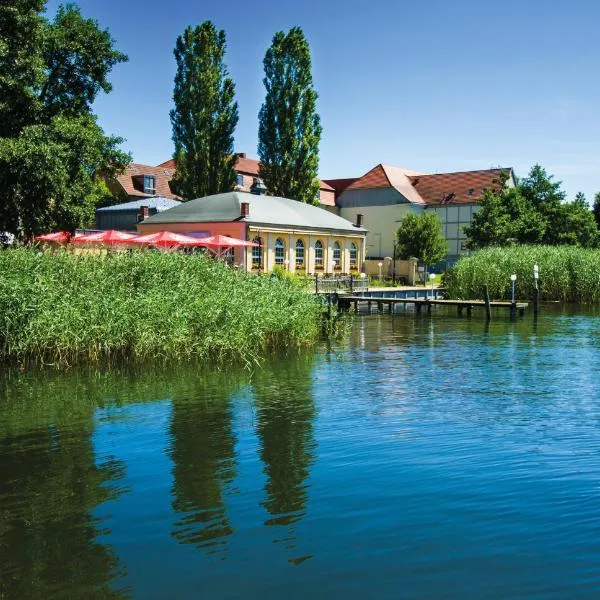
[
  {"left": 410, "top": 168, "right": 511, "bottom": 205},
  {"left": 157, "top": 154, "right": 335, "bottom": 192},
  {"left": 142, "top": 191, "right": 366, "bottom": 235},
  {"left": 323, "top": 178, "right": 358, "bottom": 194},
  {"left": 96, "top": 197, "right": 181, "bottom": 213},
  {"left": 114, "top": 163, "right": 180, "bottom": 200},
  {"left": 345, "top": 164, "right": 426, "bottom": 205}
]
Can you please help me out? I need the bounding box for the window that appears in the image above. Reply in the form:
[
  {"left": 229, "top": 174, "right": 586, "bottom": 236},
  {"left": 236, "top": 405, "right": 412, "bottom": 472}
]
[
  {"left": 236, "top": 173, "right": 244, "bottom": 187},
  {"left": 143, "top": 175, "right": 156, "bottom": 195},
  {"left": 314, "top": 240, "right": 323, "bottom": 268},
  {"left": 333, "top": 241, "right": 341, "bottom": 269},
  {"left": 274, "top": 238, "right": 285, "bottom": 265},
  {"left": 295, "top": 239, "right": 305, "bottom": 267},
  {"left": 467, "top": 188, "right": 475, "bottom": 196},
  {"left": 349, "top": 242, "right": 358, "bottom": 269},
  {"left": 252, "top": 237, "right": 262, "bottom": 268}
]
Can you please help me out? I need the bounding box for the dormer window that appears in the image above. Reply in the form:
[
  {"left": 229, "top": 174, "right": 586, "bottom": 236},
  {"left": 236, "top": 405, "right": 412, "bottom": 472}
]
[
  {"left": 143, "top": 175, "right": 156, "bottom": 195},
  {"left": 467, "top": 188, "right": 475, "bottom": 196}
]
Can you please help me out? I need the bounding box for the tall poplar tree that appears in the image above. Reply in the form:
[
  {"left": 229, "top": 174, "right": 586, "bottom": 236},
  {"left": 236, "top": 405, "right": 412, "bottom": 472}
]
[
  {"left": 258, "top": 27, "right": 322, "bottom": 205},
  {"left": 170, "top": 21, "right": 238, "bottom": 200}
]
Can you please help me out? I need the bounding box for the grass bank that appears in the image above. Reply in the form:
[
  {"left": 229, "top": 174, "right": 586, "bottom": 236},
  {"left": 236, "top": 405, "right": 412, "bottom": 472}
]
[
  {"left": 0, "top": 249, "right": 326, "bottom": 365},
  {"left": 445, "top": 246, "right": 600, "bottom": 303}
]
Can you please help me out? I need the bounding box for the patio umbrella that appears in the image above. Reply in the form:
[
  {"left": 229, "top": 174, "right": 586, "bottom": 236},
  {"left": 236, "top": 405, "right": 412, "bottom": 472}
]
[
  {"left": 34, "top": 231, "right": 72, "bottom": 243},
  {"left": 127, "top": 230, "right": 209, "bottom": 248},
  {"left": 71, "top": 230, "right": 138, "bottom": 244},
  {"left": 196, "top": 234, "right": 259, "bottom": 256}
]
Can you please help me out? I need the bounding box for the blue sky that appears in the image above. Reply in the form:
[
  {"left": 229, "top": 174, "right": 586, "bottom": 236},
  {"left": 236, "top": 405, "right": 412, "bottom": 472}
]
[{"left": 45, "top": 0, "right": 600, "bottom": 201}]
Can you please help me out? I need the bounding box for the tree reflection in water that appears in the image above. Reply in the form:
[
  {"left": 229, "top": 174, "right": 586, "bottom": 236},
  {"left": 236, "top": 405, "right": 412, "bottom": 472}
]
[
  {"left": 0, "top": 371, "right": 129, "bottom": 600},
  {"left": 168, "top": 373, "right": 241, "bottom": 555},
  {"left": 253, "top": 356, "right": 317, "bottom": 558}
]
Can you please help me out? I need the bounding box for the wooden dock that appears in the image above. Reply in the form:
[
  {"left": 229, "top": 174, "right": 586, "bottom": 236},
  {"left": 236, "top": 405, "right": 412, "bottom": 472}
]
[{"left": 336, "top": 295, "right": 528, "bottom": 317}]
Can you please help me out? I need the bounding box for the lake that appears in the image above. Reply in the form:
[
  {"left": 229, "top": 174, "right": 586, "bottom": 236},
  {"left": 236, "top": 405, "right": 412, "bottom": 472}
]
[{"left": 2, "top": 308, "right": 600, "bottom": 599}]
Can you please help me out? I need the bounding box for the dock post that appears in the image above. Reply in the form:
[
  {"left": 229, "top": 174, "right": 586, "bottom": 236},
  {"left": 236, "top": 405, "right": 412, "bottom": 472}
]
[
  {"left": 368, "top": 301, "right": 372, "bottom": 312},
  {"left": 533, "top": 286, "right": 540, "bottom": 318},
  {"left": 457, "top": 305, "right": 463, "bottom": 317},
  {"left": 354, "top": 300, "right": 358, "bottom": 312},
  {"left": 377, "top": 301, "right": 383, "bottom": 312},
  {"left": 484, "top": 285, "right": 492, "bottom": 321},
  {"left": 510, "top": 302, "right": 517, "bottom": 319},
  {"left": 467, "top": 305, "right": 472, "bottom": 317},
  {"left": 427, "top": 300, "right": 432, "bottom": 314},
  {"left": 416, "top": 303, "right": 422, "bottom": 314},
  {"left": 388, "top": 302, "right": 392, "bottom": 313}
]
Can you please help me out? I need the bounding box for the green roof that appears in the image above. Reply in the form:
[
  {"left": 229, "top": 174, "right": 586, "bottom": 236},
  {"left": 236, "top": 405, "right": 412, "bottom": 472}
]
[{"left": 142, "top": 191, "right": 367, "bottom": 235}]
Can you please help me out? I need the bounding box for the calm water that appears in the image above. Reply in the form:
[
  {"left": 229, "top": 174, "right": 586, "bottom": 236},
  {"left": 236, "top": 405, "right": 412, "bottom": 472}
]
[{"left": 2, "top": 309, "right": 600, "bottom": 599}]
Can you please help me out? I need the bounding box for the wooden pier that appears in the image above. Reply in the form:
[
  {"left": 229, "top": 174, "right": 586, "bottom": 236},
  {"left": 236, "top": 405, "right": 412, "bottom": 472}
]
[{"left": 335, "top": 295, "right": 528, "bottom": 318}]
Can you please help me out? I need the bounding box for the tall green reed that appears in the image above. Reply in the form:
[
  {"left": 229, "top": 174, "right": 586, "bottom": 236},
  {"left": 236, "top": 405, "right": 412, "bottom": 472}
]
[
  {"left": 445, "top": 246, "right": 600, "bottom": 303},
  {"left": 0, "top": 249, "right": 325, "bottom": 365}
]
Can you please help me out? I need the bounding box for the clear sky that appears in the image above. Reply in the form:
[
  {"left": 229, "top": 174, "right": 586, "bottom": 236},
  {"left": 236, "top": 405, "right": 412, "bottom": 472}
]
[{"left": 45, "top": 0, "right": 600, "bottom": 201}]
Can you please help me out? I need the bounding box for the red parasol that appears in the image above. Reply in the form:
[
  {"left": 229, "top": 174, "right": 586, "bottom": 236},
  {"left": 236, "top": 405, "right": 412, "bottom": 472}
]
[
  {"left": 71, "top": 230, "right": 138, "bottom": 244},
  {"left": 128, "top": 230, "right": 209, "bottom": 248},
  {"left": 196, "top": 234, "right": 259, "bottom": 249},
  {"left": 34, "top": 231, "right": 73, "bottom": 243}
]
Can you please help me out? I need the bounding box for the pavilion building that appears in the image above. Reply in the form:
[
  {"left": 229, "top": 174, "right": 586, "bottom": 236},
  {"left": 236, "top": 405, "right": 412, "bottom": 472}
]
[{"left": 137, "top": 191, "right": 366, "bottom": 274}]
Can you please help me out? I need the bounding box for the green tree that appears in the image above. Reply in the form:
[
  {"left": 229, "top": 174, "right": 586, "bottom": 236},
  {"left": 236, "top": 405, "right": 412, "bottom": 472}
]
[
  {"left": 170, "top": 21, "right": 238, "bottom": 200},
  {"left": 520, "top": 164, "right": 566, "bottom": 245},
  {"left": 556, "top": 193, "right": 598, "bottom": 247},
  {"left": 396, "top": 212, "right": 447, "bottom": 273},
  {"left": 0, "top": 0, "right": 45, "bottom": 137},
  {"left": 258, "top": 27, "right": 322, "bottom": 205},
  {"left": 0, "top": 1, "right": 129, "bottom": 239},
  {"left": 593, "top": 192, "right": 600, "bottom": 228}
]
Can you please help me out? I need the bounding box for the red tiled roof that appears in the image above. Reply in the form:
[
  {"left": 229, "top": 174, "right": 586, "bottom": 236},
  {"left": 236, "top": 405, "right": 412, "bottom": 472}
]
[
  {"left": 157, "top": 154, "right": 334, "bottom": 191},
  {"left": 410, "top": 168, "right": 510, "bottom": 205},
  {"left": 323, "top": 178, "right": 359, "bottom": 194},
  {"left": 115, "top": 163, "right": 180, "bottom": 200}
]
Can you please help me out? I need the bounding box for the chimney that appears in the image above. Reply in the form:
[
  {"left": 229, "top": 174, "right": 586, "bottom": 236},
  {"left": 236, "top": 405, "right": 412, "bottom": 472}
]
[
  {"left": 355, "top": 213, "right": 363, "bottom": 228},
  {"left": 250, "top": 177, "right": 267, "bottom": 195},
  {"left": 138, "top": 205, "right": 150, "bottom": 222},
  {"left": 240, "top": 201, "right": 250, "bottom": 218}
]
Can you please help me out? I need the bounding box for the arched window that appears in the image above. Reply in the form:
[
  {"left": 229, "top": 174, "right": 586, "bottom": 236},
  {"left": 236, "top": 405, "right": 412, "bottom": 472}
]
[
  {"left": 274, "top": 238, "right": 285, "bottom": 265},
  {"left": 349, "top": 242, "right": 358, "bottom": 269},
  {"left": 295, "top": 239, "right": 305, "bottom": 267},
  {"left": 252, "top": 237, "right": 262, "bottom": 269},
  {"left": 333, "top": 241, "right": 341, "bottom": 269},
  {"left": 314, "top": 240, "right": 323, "bottom": 268}
]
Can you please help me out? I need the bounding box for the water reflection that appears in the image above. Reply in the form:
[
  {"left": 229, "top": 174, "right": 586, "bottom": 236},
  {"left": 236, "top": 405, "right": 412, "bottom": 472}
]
[
  {"left": 0, "top": 371, "right": 129, "bottom": 599},
  {"left": 168, "top": 374, "right": 240, "bottom": 554},
  {"left": 253, "top": 357, "right": 316, "bottom": 542}
]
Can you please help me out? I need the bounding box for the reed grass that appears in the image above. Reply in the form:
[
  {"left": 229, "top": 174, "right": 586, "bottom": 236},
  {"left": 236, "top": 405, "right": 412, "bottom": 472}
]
[
  {"left": 0, "top": 248, "right": 326, "bottom": 365},
  {"left": 445, "top": 246, "right": 600, "bottom": 303}
]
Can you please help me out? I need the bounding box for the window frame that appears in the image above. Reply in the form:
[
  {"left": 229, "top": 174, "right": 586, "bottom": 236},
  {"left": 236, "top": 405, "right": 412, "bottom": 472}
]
[
  {"left": 314, "top": 240, "right": 324, "bottom": 269},
  {"left": 274, "top": 238, "right": 285, "bottom": 265},
  {"left": 295, "top": 239, "right": 305, "bottom": 267}
]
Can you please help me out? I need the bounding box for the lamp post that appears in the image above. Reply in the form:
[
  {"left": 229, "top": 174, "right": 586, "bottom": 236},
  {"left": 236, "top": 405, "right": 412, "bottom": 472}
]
[
  {"left": 360, "top": 271, "right": 367, "bottom": 292},
  {"left": 429, "top": 272, "right": 435, "bottom": 299},
  {"left": 392, "top": 240, "right": 397, "bottom": 285},
  {"left": 378, "top": 261, "right": 383, "bottom": 281},
  {"left": 510, "top": 274, "right": 517, "bottom": 303},
  {"left": 533, "top": 263, "right": 540, "bottom": 317}
]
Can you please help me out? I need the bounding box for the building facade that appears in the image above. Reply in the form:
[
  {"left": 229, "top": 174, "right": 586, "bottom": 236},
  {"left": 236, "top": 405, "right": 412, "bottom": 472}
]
[
  {"left": 137, "top": 191, "right": 366, "bottom": 274},
  {"left": 327, "top": 164, "right": 514, "bottom": 264}
]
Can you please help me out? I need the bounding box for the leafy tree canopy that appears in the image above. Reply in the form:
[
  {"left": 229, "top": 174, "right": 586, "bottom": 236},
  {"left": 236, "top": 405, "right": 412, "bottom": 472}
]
[
  {"left": 396, "top": 211, "right": 447, "bottom": 268},
  {"left": 465, "top": 165, "right": 598, "bottom": 250},
  {"left": 258, "top": 27, "right": 322, "bottom": 205},
  {"left": 0, "top": 1, "right": 129, "bottom": 239}
]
